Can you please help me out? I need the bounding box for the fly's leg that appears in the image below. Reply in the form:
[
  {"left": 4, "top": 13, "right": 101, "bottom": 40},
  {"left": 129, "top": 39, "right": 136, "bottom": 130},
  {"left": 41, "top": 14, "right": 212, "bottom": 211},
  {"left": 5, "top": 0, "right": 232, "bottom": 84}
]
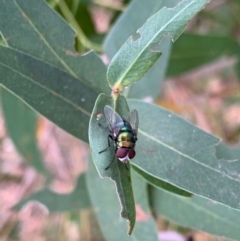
[
  {"left": 99, "top": 135, "right": 113, "bottom": 154},
  {"left": 98, "top": 123, "right": 108, "bottom": 131},
  {"left": 99, "top": 135, "right": 116, "bottom": 170},
  {"left": 105, "top": 150, "right": 116, "bottom": 170}
]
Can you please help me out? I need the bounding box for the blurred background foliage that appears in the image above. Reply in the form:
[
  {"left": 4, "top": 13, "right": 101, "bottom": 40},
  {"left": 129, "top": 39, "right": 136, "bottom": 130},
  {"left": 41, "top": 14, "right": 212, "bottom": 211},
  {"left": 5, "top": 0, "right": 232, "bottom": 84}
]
[{"left": 1, "top": 0, "right": 240, "bottom": 240}]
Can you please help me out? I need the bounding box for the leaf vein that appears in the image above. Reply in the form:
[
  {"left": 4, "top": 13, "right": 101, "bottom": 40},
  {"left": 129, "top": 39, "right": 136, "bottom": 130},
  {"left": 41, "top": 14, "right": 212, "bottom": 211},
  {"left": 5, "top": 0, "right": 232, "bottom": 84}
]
[
  {"left": 13, "top": 0, "right": 78, "bottom": 79},
  {"left": 0, "top": 60, "right": 91, "bottom": 117},
  {"left": 139, "top": 129, "right": 240, "bottom": 183},
  {"left": 115, "top": 0, "right": 197, "bottom": 85}
]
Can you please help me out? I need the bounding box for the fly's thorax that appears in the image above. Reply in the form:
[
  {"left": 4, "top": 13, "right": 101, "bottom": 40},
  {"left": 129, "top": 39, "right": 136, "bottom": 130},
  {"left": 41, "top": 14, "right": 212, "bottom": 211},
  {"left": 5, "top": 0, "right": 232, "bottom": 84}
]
[{"left": 122, "top": 122, "right": 132, "bottom": 131}]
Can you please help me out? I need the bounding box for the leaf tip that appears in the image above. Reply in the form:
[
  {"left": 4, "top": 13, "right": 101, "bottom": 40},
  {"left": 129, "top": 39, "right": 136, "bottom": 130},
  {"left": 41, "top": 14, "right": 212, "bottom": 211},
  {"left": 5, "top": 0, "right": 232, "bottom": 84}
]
[{"left": 127, "top": 219, "right": 135, "bottom": 235}]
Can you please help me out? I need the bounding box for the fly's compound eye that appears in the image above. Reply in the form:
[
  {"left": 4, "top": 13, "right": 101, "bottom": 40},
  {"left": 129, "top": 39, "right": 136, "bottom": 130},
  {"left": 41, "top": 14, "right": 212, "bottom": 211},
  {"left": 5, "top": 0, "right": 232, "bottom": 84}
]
[
  {"left": 128, "top": 149, "right": 136, "bottom": 159},
  {"left": 116, "top": 148, "right": 129, "bottom": 158}
]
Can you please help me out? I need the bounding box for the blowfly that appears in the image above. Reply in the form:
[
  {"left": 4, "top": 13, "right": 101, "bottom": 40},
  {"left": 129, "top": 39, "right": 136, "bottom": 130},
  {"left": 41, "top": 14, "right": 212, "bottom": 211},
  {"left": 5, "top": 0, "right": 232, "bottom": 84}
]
[{"left": 99, "top": 105, "right": 139, "bottom": 170}]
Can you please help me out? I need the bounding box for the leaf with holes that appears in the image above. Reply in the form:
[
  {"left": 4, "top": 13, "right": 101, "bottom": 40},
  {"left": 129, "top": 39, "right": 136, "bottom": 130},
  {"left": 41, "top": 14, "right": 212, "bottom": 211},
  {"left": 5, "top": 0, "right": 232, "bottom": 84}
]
[
  {"left": 88, "top": 94, "right": 136, "bottom": 235},
  {"left": 86, "top": 157, "right": 158, "bottom": 239},
  {"left": 87, "top": 159, "right": 134, "bottom": 239},
  {"left": 107, "top": 0, "right": 211, "bottom": 89},
  {"left": 104, "top": 0, "right": 181, "bottom": 99},
  {"left": 128, "top": 99, "right": 240, "bottom": 211}
]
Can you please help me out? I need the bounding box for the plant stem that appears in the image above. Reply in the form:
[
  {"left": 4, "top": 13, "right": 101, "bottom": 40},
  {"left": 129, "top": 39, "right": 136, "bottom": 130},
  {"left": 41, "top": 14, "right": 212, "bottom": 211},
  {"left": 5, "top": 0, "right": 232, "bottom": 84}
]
[{"left": 57, "top": 0, "right": 103, "bottom": 52}]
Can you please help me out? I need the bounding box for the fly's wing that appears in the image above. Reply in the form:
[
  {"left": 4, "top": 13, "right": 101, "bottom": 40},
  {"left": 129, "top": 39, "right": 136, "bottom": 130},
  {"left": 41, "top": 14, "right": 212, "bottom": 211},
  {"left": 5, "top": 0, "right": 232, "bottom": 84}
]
[
  {"left": 127, "top": 109, "right": 139, "bottom": 137},
  {"left": 104, "top": 105, "right": 124, "bottom": 136}
]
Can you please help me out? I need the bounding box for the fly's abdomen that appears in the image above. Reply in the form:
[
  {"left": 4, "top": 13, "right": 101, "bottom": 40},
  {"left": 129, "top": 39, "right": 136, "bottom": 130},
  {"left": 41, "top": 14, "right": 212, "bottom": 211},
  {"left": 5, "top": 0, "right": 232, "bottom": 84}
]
[{"left": 117, "top": 132, "right": 135, "bottom": 148}]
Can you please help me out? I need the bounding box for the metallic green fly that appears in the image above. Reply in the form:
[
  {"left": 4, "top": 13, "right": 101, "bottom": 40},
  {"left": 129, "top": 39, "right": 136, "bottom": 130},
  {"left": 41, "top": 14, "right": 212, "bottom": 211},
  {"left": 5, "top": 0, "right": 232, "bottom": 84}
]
[{"left": 99, "top": 105, "right": 139, "bottom": 170}]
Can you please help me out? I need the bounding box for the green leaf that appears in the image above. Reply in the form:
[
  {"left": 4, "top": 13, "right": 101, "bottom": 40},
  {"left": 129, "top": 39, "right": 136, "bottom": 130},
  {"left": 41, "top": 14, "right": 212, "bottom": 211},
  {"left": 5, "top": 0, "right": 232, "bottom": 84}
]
[
  {"left": 0, "top": 0, "right": 108, "bottom": 94},
  {"left": 167, "top": 33, "right": 240, "bottom": 76},
  {"left": 152, "top": 188, "right": 240, "bottom": 241},
  {"left": 104, "top": 0, "right": 179, "bottom": 59},
  {"left": 87, "top": 158, "right": 134, "bottom": 237},
  {"left": 107, "top": 0, "right": 211, "bottom": 89},
  {"left": 105, "top": 0, "right": 180, "bottom": 99},
  {"left": 1, "top": 88, "right": 49, "bottom": 177},
  {"left": 128, "top": 99, "right": 240, "bottom": 211},
  {"left": 88, "top": 94, "right": 135, "bottom": 235},
  {"left": 86, "top": 157, "right": 158, "bottom": 239},
  {"left": 216, "top": 142, "right": 240, "bottom": 160},
  {"left": 131, "top": 170, "right": 158, "bottom": 240},
  {"left": 0, "top": 34, "right": 6, "bottom": 46},
  {"left": 132, "top": 165, "right": 192, "bottom": 197},
  {"left": 123, "top": 37, "right": 171, "bottom": 99},
  {"left": 14, "top": 174, "right": 90, "bottom": 212},
  {"left": 78, "top": 208, "right": 106, "bottom": 241},
  {"left": 0, "top": 46, "right": 98, "bottom": 142}
]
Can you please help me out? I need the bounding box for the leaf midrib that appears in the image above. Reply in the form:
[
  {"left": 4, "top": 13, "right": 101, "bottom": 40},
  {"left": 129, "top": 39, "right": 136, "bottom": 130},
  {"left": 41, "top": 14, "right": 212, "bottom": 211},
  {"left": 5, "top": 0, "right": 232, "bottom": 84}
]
[
  {"left": 139, "top": 129, "right": 240, "bottom": 184},
  {"left": 114, "top": 0, "right": 196, "bottom": 85},
  {"left": 0, "top": 60, "right": 91, "bottom": 117},
  {"left": 13, "top": 0, "right": 79, "bottom": 79},
  {"left": 111, "top": 162, "right": 133, "bottom": 229},
  {"left": 164, "top": 191, "right": 240, "bottom": 230}
]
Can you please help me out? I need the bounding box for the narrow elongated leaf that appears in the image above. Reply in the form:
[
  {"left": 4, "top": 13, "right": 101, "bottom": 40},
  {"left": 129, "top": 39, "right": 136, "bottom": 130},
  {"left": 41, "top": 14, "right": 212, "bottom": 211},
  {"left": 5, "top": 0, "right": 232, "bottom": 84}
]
[
  {"left": 87, "top": 159, "right": 132, "bottom": 239},
  {"left": 86, "top": 158, "right": 158, "bottom": 239},
  {"left": 14, "top": 174, "right": 90, "bottom": 212},
  {"left": 78, "top": 208, "right": 106, "bottom": 241},
  {"left": 0, "top": 46, "right": 98, "bottom": 142},
  {"left": 152, "top": 187, "right": 240, "bottom": 240},
  {"left": 0, "top": 0, "right": 108, "bottom": 93},
  {"left": 131, "top": 169, "right": 158, "bottom": 240},
  {"left": 1, "top": 88, "right": 49, "bottom": 176},
  {"left": 132, "top": 165, "right": 191, "bottom": 197},
  {"left": 128, "top": 99, "right": 240, "bottom": 211},
  {"left": 107, "top": 0, "right": 211, "bottom": 89},
  {"left": 105, "top": 0, "right": 180, "bottom": 99},
  {"left": 104, "top": 0, "right": 179, "bottom": 59},
  {"left": 89, "top": 94, "right": 135, "bottom": 234},
  {"left": 123, "top": 37, "right": 171, "bottom": 99},
  {"left": 167, "top": 34, "right": 240, "bottom": 76}
]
